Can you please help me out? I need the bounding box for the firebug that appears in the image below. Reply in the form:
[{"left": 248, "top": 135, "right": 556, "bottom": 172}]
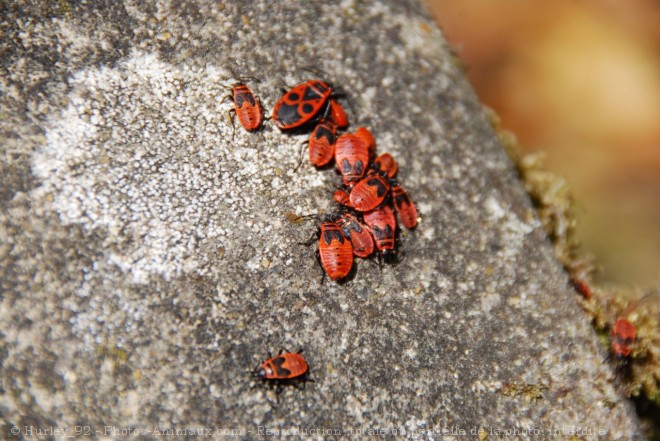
[
  {"left": 355, "top": 127, "right": 375, "bottom": 154},
  {"left": 229, "top": 84, "right": 263, "bottom": 132},
  {"left": 317, "top": 221, "right": 354, "bottom": 281},
  {"left": 333, "top": 188, "right": 352, "bottom": 207},
  {"left": 334, "top": 133, "right": 371, "bottom": 185},
  {"left": 363, "top": 205, "right": 397, "bottom": 262},
  {"left": 391, "top": 183, "right": 418, "bottom": 229},
  {"left": 571, "top": 278, "right": 592, "bottom": 300},
  {"left": 254, "top": 349, "right": 310, "bottom": 381},
  {"left": 349, "top": 174, "right": 391, "bottom": 212},
  {"left": 336, "top": 212, "right": 374, "bottom": 258},
  {"left": 307, "top": 121, "right": 337, "bottom": 167},
  {"left": 273, "top": 80, "right": 333, "bottom": 130},
  {"left": 611, "top": 318, "right": 635, "bottom": 358},
  {"left": 328, "top": 99, "right": 349, "bottom": 129},
  {"left": 372, "top": 153, "right": 398, "bottom": 179}
]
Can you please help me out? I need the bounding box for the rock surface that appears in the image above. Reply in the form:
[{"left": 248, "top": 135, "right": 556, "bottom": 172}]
[{"left": 0, "top": 1, "right": 644, "bottom": 439}]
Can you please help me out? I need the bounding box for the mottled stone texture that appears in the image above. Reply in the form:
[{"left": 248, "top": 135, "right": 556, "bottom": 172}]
[{"left": 0, "top": 1, "right": 644, "bottom": 440}]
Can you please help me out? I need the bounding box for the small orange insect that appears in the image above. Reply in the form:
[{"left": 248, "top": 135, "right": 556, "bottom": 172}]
[
  {"left": 363, "top": 205, "right": 397, "bottom": 262},
  {"left": 307, "top": 120, "right": 337, "bottom": 167},
  {"left": 371, "top": 153, "right": 398, "bottom": 179},
  {"left": 228, "top": 84, "right": 263, "bottom": 132},
  {"left": 327, "top": 99, "right": 349, "bottom": 129},
  {"left": 570, "top": 278, "right": 592, "bottom": 300},
  {"left": 317, "top": 221, "right": 354, "bottom": 281},
  {"left": 336, "top": 212, "right": 374, "bottom": 258},
  {"left": 611, "top": 318, "right": 636, "bottom": 358},
  {"left": 355, "top": 127, "right": 376, "bottom": 154},
  {"left": 391, "top": 183, "right": 418, "bottom": 229},
  {"left": 254, "top": 349, "right": 310, "bottom": 380},
  {"left": 333, "top": 188, "right": 352, "bottom": 207},
  {"left": 349, "top": 174, "right": 391, "bottom": 212},
  {"left": 334, "top": 133, "right": 371, "bottom": 185}
]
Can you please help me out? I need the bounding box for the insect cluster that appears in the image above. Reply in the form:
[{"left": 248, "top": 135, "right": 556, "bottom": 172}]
[
  {"left": 226, "top": 78, "right": 419, "bottom": 391},
  {"left": 225, "top": 79, "right": 418, "bottom": 282},
  {"left": 273, "top": 80, "right": 419, "bottom": 282}
]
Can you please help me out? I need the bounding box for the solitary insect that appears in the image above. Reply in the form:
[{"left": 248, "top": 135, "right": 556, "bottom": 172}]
[
  {"left": 317, "top": 221, "right": 354, "bottom": 281},
  {"left": 391, "top": 183, "right": 418, "bottom": 229},
  {"left": 348, "top": 174, "right": 391, "bottom": 212},
  {"left": 335, "top": 133, "right": 371, "bottom": 185},
  {"left": 570, "top": 278, "right": 592, "bottom": 300},
  {"left": 226, "top": 84, "right": 264, "bottom": 132},
  {"left": 272, "top": 80, "right": 334, "bottom": 130},
  {"left": 611, "top": 318, "right": 636, "bottom": 358},
  {"left": 254, "top": 349, "right": 310, "bottom": 381}
]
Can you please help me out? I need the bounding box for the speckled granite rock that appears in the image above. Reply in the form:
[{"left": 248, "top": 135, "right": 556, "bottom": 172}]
[{"left": 0, "top": 1, "right": 645, "bottom": 440}]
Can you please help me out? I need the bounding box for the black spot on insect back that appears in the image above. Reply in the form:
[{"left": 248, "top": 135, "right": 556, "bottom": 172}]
[
  {"left": 302, "top": 103, "right": 315, "bottom": 115},
  {"left": 277, "top": 103, "right": 302, "bottom": 125},
  {"left": 323, "top": 229, "right": 344, "bottom": 245}
]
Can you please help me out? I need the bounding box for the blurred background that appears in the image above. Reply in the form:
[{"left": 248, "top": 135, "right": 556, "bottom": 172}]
[{"left": 426, "top": 0, "right": 660, "bottom": 287}]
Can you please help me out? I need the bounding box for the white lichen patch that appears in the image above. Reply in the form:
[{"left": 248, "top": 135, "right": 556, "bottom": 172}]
[
  {"left": 480, "top": 291, "right": 502, "bottom": 315},
  {"left": 484, "top": 195, "right": 538, "bottom": 265},
  {"left": 31, "top": 51, "right": 321, "bottom": 284}
]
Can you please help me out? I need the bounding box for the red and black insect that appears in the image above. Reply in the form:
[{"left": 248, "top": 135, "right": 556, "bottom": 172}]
[
  {"left": 273, "top": 80, "right": 334, "bottom": 130},
  {"left": 328, "top": 99, "right": 349, "bottom": 129},
  {"left": 371, "top": 153, "right": 398, "bottom": 179},
  {"left": 570, "top": 278, "right": 592, "bottom": 300},
  {"left": 611, "top": 318, "right": 636, "bottom": 358},
  {"left": 348, "top": 174, "right": 391, "bottom": 212},
  {"left": 363, "top": 205, "right": 398, "bottom": 262},
  {"left": 252, "top": 349, "right": 313, "bottom": 396},
  {"left": 317, "top": 221, "right": 354, "bottom": 281},
  {"left": 355, "top": 127, "right": 375, "bottom": 155},
  {"left": 222, "top": 83, "right": 265, "bottom": 134},
  {"left": 307, "top": 120, "right": 337, "bottom": 167},
  {"left": 336, "top": 212, "right": 374, "bottom": 258},
  {"left": 391, "top": 183, "right": 418, "bottom": 229},
  {"left": 333, "top": 188, "right": 352, "bottom": 207},
  {"left": 335, "top": 133, "right": 371, "bottom": 185},
  {"left": 254, "top": 349, "right": 310, "bottom": 381},
  {"left": 230, "top": 84, "right": 264, "bottom": 132}
]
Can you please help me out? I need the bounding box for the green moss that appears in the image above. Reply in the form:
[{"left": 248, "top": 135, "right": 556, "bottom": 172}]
[
  {"left": 97, "top": 344, "right": 130, "bottom": 374},
  {"left": 501, "top": 382, "right": 548, "bottom": 402},
  {"left": 58, "top": 0, "right": 72, "bottom": 17},
  {"left": 492, "top": 115, "right": 660, "bottom": 420}
]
